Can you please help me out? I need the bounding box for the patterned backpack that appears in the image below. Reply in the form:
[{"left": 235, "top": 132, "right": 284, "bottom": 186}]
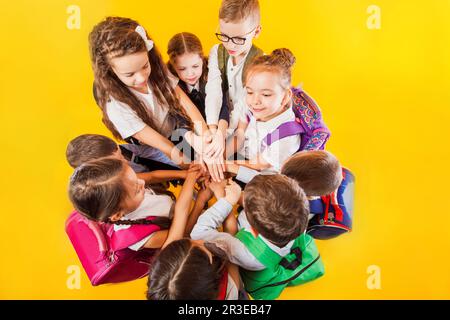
[{"left": 259, "top": 86, "right": 331, "bottom": 152}]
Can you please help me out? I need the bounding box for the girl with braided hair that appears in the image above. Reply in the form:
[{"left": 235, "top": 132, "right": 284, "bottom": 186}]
[
  {"left": 68, "top": 157, "right": 204, "bottom": 250},
  {"left": 89, "top": 17, "right": 224, "bottom": 179}
]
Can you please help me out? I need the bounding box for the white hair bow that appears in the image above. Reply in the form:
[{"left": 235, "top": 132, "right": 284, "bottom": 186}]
[{"left": 135, "top": 25, "right": 154, "bottom": 51}]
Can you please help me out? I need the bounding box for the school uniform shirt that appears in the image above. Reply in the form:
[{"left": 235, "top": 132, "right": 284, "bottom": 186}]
[
  {"left": 226, "top": 274, "right": 240, "bottom": 300},
  {"left": 239, "top": 106, "right": 301, "bottom": 172},
  {"left": 190, "top": 198, "right": 295, "bottom": 271},
  {"left": 178, "top": 80, "right": 205, "bottom": 119},
  {"left": 205, "top": 44, "right": 253, "bottom": 131},
  {"left": 106, "top": 73, "right": 179, "bottom": 140},
  {"left": 114, "top": 188, "right": 174, "bottom": 251}
]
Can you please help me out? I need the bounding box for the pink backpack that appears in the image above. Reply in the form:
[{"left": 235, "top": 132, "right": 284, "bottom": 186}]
[{"left": 65, "top": 210, "right": 163, "bottom": 286}]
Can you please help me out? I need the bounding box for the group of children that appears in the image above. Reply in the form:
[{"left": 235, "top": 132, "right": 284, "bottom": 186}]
[{"left": 66, "top": 0, "right": 347, "bottom": 300}]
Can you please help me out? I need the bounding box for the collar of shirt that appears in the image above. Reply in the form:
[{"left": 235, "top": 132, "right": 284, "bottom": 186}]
[
  {"left": 250, "top": 106, "right": 296, "bottom": 131},
  {"left": 114, "top": 188, "right": 174, "bottom": 231},
  {"left": 130, "top": 84, "right": 155, "bottom": 109},
  {"left": 187, "top": 82, "right": 200, "bottom": 93},
  {"left": 237, "top": 210, "right": 295, "bottom": 255}
]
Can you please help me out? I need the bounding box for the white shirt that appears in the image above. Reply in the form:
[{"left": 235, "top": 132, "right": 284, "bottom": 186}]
[
  {"left": 186, "top": 82, "right": 200, "bottom": 93},
  {"left": 114, "top": 188, "right": 174, "bottom": 251},
  {"left": 205, "top": 44, "right": 252, "bottom": 131},
  {"left": 226, "top": 274, "right": 239, "bottom": 300},
  {"left": 106, "top": 74, "right": 179, "bottom": 139},
  {"left": 240, "top": 107, "right": 301, "bottom": 171}
]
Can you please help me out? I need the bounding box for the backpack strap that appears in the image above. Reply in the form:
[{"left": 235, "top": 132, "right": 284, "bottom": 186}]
[
  {"left": 261, "top": 120, "right": 305, "bottom": 151},
  {"left": 321, "top": 192, "right": 344, "bottom": 223},
  {"left": 242, "top": 45, "right": 264, "bottom": 84},
  {"left": 217, "top": 44, "right": 264, "bottom": 92},
  {"left": 291, "top": 87, "right": 330, "bottom": 151},
  {"left": 217, "top": 270, "right": 228, "bottom": 300},
  {"left": 236, "top": 230, "right": 310, "bottom": 271},
  {"left": 217, "top": 44, "right": 229, "bottom": 93},
  {"left": 109, "top": 216, "right": 162, "bottom": 251},
  {"left": 235, "top": 230, "right": 282, "bottom": 268}
]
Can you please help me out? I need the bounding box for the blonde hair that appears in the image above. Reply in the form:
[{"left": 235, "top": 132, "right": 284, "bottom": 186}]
[
  {"left": 219, "top": 0, "right": 260, "bottom": 24},
  {"left": 244, "top": 48, "right": 296, "bottom": 89}
]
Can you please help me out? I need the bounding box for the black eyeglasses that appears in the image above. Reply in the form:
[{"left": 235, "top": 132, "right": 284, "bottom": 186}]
[{"left": 215, "top": 26, "right": 258, "bottom": 45}]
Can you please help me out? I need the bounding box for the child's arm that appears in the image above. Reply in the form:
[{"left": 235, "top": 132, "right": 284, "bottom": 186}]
[
  {"left": 204, "top": 94, "right": 230, "bottom": 159},
  {"left": 133, "top": 126, "right": 190, "bottom": 169},
  {"left": 175, "top": 85, "right": 210, "bottom": 137},
  {"left": 208, "top": 179, "right": 238, "bottom": 236},
  {"left": 184, "top": 186, "right": 213, "bottom": 237},
  {"left": 223, "top": 213, "right": 238, "bottom": 236},
  {"left": 190, "top": 181, "right": 265, "bottom": 271},
  {"left": 225, "top": 163, "right": 260, "bottom": 184},
  {"left": 142, "top": 230, "right": 169, "bottom": 249},
  {"left": 137, "top": 170, "right": 187, "bottom": 185},
  {"left": 205, "top": 44, "right": 224, "bottom": 127},
  {"left": 161, "top": 166, "right": 202, "bottom": 249},
  {"left": 225, "top": 120, "right": 248, "bottom": 158},
  {"left": 230, "top": 155, "right": 272, "bottom": 171}
]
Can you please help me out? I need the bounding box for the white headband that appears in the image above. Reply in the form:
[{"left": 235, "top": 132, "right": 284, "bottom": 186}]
[{"left": 135, "top": 25, "right": 154, "bottom": 51}]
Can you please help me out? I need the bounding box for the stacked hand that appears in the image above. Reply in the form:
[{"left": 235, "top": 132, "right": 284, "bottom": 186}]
[{"left": 200, "top": 131, "right": 226, "bottom": 182}]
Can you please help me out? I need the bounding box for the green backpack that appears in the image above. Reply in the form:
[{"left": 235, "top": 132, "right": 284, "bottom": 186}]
[
  {"left": 217, "top": 44, "right": 263, "bottom": 94},
  {"left": 235, "top": 230, "right": 325, "bottom": 300}
]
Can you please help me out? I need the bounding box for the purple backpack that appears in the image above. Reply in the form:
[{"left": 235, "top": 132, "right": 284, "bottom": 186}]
[
  {"left": 65, "top": 211, "right": 162, "bottom": 286},
  {"left": 260, "top": 87, "right": 330, "bottom": 152}
]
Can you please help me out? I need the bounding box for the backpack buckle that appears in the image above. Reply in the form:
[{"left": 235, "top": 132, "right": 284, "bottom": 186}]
[{"left": 279, "top": 247, "right": 303, "bottom": 270}]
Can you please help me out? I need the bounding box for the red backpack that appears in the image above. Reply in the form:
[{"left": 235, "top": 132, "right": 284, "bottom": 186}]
[{"left": 65, "top": 211, "right": 163, "bottom": 286}]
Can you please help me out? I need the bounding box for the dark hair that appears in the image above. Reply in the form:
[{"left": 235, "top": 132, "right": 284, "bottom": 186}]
[
  {"left": 89, "top": 16, "right": 193, "bottom": 140},
  {"left": 147, "top": 239, "right": 226, "bottom": 300},
  {"left": 66, "top": 134, "right": 118, "bottom": 168},
  {"left": 244, "top": 48, "right": 296, "bottom": 89},
  {"left": 219, "top": 0, "right": 261, "bottom": 24},
  {"left": 243, "top": 174, "right": 309, "bottom": 247},
  {"left": 68, "top": 157, "right": 170, "bottom": 227},
  {"left": 167, "top": 32, "right": 208, "bottom": 84},
  {"left": 281, "top": 151, "right": 342, "bottom": 197}
]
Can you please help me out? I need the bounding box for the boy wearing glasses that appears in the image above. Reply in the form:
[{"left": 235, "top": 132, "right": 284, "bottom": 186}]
[{"left": 203, "top": 0, "right": 263, "bottom": 161}]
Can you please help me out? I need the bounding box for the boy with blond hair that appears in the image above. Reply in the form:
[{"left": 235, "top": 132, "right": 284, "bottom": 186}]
[{"left": 204, "top": 0, "right": 263, "bottom": 159}]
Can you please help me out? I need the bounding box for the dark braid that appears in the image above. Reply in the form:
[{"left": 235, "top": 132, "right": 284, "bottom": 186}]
[{"left": 110, "top": 216, "right": 171, "bottom": 229}]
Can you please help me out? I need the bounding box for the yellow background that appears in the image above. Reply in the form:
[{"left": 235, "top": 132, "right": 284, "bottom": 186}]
[{"left": 1, "top": 0, "right": 449, "bottom": 299}]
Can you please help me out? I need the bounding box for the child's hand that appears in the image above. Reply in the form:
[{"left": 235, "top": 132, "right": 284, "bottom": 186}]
[
  {"left": 225, "top": 161, "right": 239, "bottom": 175},
  {"left": 204, "top": 130, "right": 225, "bottom": 159},
  {"left": 202, "top": 156, "right": 225, "bottom": 182},
  {"left": 186, "top": 163, "right": 204, "bottom": 180},
  {"left": 224, "top": 179, "right": 242, "bottom": 206},
  {"left": 205, "top": 177, "right": 227, "bottom": 199}
]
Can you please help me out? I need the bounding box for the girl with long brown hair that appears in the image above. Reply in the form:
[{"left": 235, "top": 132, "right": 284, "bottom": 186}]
[{"left": 89, "top": 17, "right": 223, "bottom": 179}]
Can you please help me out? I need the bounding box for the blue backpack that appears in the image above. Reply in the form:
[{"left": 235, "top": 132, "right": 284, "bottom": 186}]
[{"left": 307, "top": 168, "right": 355, "bottom": 240}]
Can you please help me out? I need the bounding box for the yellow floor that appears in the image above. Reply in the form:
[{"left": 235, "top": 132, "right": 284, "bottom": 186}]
[{"left": 0, "top": 0, "right": 449, "bottom": 299}]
